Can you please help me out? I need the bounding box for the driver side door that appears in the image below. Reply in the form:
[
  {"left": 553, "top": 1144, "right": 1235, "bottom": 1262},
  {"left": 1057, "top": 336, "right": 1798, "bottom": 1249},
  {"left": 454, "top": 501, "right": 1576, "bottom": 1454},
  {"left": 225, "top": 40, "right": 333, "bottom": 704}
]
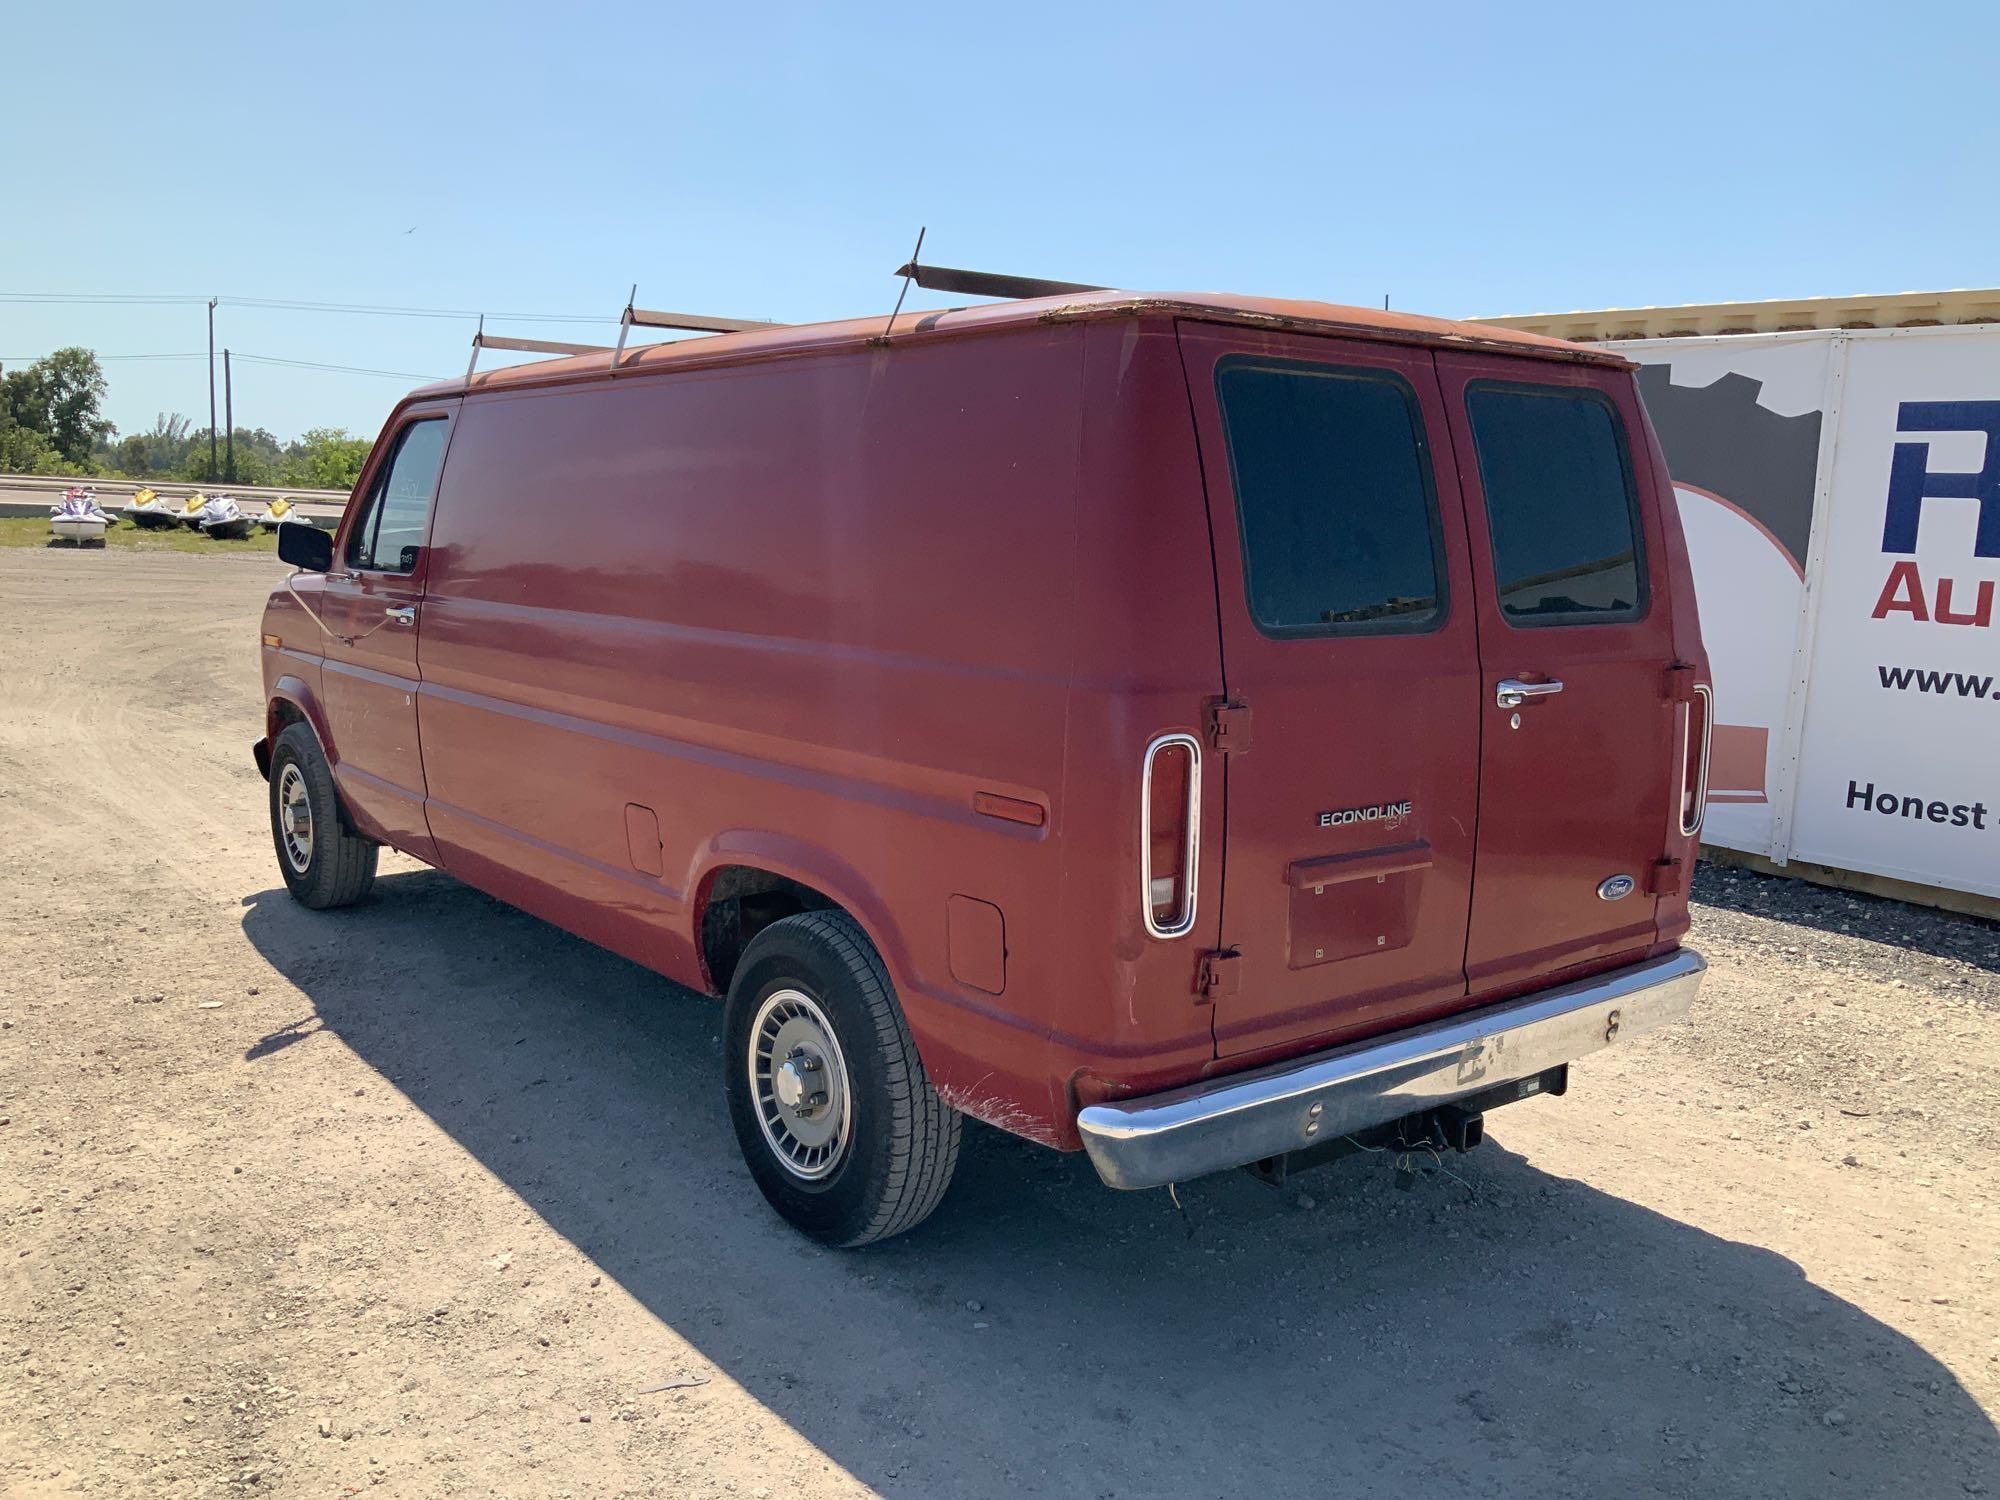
[{"left": 319, "top": 405, "right": 455, "bottom": 862}]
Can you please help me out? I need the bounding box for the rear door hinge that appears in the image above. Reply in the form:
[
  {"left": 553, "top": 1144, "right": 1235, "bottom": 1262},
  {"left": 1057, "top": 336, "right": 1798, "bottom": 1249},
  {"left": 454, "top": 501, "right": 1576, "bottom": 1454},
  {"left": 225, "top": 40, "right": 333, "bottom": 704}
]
[
  {"left": 1206, "top": 698, "right": 1252, "bottom": 755},
  {"left": 1645, "top": 857, "right": 1684, "bottom": 896},
  {"left": 1196, "top": 949, "right": 1241, "bottom": 1003},
  {"left": 1663, "top": 662, "right": 1698, "bottom": 703}
]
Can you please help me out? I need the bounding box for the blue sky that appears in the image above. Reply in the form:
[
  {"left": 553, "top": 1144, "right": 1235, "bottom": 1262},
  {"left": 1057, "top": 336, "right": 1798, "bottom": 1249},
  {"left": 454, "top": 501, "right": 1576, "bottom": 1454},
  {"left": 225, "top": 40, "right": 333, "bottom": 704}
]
[{"left": 5, "top": 0, "right": 1993, "bottom": 442}]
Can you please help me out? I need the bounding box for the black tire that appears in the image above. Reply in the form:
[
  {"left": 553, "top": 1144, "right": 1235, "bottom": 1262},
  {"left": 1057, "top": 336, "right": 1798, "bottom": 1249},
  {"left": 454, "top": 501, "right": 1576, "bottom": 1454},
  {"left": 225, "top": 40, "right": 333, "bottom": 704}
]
[
  {"left": 724, "top": 910, "right": 962, "bottom": 1246},
  {"left": 268, "top": 721, "right": 378, "bottom": 910}
]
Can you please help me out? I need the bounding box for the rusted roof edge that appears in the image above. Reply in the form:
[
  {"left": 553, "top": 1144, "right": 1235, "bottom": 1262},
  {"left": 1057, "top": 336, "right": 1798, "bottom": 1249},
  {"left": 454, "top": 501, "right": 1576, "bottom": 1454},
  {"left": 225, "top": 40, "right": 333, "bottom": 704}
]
[{"left": 1038, "top": 297, "right": 1635, "bottom": 369}]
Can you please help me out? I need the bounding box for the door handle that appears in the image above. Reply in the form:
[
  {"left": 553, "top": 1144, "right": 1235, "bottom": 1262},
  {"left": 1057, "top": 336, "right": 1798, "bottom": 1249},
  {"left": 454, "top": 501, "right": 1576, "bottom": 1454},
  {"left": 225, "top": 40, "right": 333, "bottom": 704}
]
[
  {"left": 384, "top": 605, "right": 417, "bottom": 627},
  {"left": 1496, "top": 677, "right": 1563, "bottom": 709}
]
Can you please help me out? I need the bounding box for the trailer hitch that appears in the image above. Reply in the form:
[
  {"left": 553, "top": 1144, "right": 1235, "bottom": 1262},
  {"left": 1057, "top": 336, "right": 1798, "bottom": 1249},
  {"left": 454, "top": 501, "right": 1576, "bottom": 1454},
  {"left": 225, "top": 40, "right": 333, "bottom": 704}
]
[{"left": 1238, "top": 1065, "right": 1568, "bottom": 1191}]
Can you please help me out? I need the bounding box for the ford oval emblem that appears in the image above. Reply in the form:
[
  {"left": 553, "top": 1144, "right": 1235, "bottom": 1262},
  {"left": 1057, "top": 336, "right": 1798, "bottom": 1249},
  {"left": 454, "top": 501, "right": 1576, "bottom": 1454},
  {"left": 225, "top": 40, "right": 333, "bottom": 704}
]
[{"left": 1597, "top": 874, "right": 1637, "bottom": 902}]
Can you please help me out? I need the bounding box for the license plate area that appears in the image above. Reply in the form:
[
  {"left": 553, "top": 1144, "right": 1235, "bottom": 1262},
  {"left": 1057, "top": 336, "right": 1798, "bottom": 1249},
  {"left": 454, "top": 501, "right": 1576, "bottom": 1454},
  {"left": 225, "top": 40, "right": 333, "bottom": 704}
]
[{"left": 1285, "top": 839, "right": 1431, "bottom": 970}]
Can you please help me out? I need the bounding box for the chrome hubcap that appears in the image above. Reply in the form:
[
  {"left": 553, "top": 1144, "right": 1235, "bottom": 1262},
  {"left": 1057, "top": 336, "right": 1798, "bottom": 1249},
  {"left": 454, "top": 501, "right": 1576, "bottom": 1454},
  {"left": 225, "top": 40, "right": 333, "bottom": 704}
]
[
  {"left": 277, "top": 763, "right": 313, "bottom": 873},
  {"left": 750, "top": 988, "right": 851, "bottom": 1180}
]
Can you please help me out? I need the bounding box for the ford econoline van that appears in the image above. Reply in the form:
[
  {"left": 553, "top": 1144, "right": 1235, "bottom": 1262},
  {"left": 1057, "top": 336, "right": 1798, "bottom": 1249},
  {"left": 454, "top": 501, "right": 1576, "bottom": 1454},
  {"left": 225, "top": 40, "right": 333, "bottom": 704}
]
[{"left": 257, "top": 289, "right": 1710, "bottom": 1245}]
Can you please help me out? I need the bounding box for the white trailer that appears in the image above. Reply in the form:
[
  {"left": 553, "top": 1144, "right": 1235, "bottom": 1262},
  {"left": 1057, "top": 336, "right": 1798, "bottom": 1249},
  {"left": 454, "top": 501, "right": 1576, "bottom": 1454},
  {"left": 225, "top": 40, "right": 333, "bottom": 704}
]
[{"left": 1481, "top": 291, "right": 2000, "bottom": 915}]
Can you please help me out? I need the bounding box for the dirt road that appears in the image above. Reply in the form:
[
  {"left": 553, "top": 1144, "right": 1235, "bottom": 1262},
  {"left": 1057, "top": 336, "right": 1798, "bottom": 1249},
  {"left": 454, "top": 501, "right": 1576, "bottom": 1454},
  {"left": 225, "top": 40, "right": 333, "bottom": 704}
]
[{"left": 2, "top": 547, "right": 1996, "bottom": 1499}]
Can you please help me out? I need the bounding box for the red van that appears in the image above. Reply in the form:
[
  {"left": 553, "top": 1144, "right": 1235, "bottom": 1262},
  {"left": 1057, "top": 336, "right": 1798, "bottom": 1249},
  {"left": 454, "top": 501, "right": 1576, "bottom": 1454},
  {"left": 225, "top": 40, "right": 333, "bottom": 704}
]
[{"left": 256, "top": 289, "right": 1711, "bottom": 1245}]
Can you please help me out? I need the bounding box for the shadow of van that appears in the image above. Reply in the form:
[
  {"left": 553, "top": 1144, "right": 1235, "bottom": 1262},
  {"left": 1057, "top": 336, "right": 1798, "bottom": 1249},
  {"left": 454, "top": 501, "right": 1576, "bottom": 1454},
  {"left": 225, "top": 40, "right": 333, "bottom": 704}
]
[{"left": 239, "top": 872, "right": 1997, "bottom": 1498}]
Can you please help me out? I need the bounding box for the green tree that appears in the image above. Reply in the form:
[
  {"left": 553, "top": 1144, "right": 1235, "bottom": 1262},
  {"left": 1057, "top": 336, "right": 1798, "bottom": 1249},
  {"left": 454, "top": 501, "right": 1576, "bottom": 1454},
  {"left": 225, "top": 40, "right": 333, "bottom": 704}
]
[
  {"left": 104, "top": 413, "right": 196, "bottom": 477},
  {"left": 282, "top": 427, "right": 373, "bottom": 491},
  {"left": 3, "top": 357, "right": 374, "bottom": 489},
  {"left": 3, "top": 348, "right": 115, "bottom": 464},
  {"left": 0, "top": 369, "right": 32, "bottom": 457},
  {"left": 0, "top": 422, "right": 65, "bottom": 474},
  {"left": 182, "top": 430, "right": 281, "bottom": 487},
  {"left": 178, "top": 426, "right": 291, "bottom": 485},
  {"left": 112, "top": 434, "right": 155, "bottom": 476}
]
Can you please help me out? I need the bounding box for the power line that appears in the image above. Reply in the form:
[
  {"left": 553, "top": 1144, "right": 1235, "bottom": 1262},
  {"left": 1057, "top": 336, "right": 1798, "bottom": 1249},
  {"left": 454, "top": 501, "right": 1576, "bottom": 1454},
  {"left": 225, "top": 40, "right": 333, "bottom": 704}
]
[
  {"left": 0, "top": 293, "right": 207, "bottom": 306},
  {"left": 0, "top": 290, "right": 609, "bottom": 324},
  {"left": 227, "top": 296, "right": 601, "bottom": 324},
  {"left": 3, "top": 350, "right": 442, "bottom": 380},
  {"left": 233, "top": 353, "right": 444, "bottom": 381},
  {"left": 1, "top": 352, "right": 208, "bottom": 361}
]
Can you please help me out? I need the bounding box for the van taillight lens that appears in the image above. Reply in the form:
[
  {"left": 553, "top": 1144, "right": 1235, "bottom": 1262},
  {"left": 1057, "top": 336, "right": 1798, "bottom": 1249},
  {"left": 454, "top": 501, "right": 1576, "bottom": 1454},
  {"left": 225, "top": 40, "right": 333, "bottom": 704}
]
[
  {"left": 1142, "top": 734, "right": 1201, "bottom": 938},
  {"left": 1678, "top": 684, "right": 1713, "bottom": 836}
]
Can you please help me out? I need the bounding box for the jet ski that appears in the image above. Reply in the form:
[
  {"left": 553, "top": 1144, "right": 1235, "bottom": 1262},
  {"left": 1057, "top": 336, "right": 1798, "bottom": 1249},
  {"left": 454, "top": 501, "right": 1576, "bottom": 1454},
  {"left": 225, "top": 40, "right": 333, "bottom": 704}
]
[
  {"left": 124, "top": 487, "right": 179, "bottom": 530},
  {"left": 255, "top": 496, "right": 298, "bottom": 530},
  {"left": 176, "top": 492, "right": 211, "bottom": 530},
  {"left": 198, "top": 494, "right": 253, "bottom": 540},
  {"left": 49, "top": 487, "right": 111, "bottom": 545}
]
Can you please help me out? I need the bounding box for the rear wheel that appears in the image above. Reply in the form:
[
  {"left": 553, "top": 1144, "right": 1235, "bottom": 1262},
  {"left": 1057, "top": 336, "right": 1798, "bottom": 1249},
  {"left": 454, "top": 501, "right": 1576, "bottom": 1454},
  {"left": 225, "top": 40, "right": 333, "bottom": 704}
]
[
  {"left": 268, "top": 721, "right": 377, "bottom": 909},
  {"left": 724, "top": 910, "right": 961, "bottom": 1245}
]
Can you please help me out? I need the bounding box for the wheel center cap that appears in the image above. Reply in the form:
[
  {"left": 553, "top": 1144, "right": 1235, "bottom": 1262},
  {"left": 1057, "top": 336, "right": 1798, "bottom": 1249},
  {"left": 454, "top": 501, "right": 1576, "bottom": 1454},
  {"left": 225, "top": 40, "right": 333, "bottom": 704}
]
[
  {"left": 774, "top": 1058, "right": 806, "bottom": 1109},
  {"left": 773, "top": 1051, "right": 826, "bottom": 1112}
]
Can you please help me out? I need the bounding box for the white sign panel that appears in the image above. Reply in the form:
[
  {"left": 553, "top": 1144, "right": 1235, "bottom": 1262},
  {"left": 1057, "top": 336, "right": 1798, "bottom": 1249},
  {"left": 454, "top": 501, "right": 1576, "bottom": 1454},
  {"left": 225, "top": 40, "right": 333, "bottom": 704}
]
[
  {"left": 1612, "top": 325, "right": 1999, "bottom": 901},
  {"left": 1788, "top": 333, "right": 1999, "bottom": 896}
]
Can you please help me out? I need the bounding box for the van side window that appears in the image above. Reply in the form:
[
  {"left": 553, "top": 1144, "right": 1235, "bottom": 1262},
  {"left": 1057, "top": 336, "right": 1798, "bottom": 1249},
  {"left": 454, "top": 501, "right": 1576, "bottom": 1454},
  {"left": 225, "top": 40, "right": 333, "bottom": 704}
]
[
  {"left": 1464, "top": 384, "right": 1647, "bottom": 625},
  {"left": 1216, "top": 360, "right": 1447, "bottom": 637},
  {"left": 347, "top": 418, "right": 450, "bottom": 573}
]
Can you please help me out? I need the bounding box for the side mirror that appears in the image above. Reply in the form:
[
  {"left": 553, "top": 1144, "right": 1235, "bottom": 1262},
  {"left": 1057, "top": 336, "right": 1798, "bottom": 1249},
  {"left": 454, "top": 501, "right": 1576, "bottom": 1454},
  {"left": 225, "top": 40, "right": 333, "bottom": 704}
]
[{"left": 278, "top": 522, "right": 333, "bottom": 572}]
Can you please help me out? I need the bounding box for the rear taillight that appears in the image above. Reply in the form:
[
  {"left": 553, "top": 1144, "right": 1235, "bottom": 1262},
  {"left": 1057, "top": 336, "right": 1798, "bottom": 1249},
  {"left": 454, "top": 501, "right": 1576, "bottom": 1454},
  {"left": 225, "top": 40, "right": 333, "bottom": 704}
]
[
  {"left": 1678, "top": 683, "right": 1712, "bottom": 836},
  {"left": 1142, "top": 733, "right": 1201, "bottom": 938}
]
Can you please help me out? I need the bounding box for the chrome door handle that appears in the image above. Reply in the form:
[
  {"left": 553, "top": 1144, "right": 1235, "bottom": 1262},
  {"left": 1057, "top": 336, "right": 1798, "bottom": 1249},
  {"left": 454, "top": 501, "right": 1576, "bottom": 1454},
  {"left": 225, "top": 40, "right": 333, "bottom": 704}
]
[
  {"left": 1496, "top": 677, "right": 1563, "bottom": 709},
  {"left": 384, "top": 606, "right": 417, "bottom": 627}
]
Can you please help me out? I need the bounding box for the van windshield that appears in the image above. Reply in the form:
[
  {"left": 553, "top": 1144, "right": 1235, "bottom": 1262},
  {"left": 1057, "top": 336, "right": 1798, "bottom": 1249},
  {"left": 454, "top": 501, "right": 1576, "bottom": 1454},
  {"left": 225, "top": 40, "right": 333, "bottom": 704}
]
[{"left": 1216, "top": 360, "right": 1446, "bottom": 637}]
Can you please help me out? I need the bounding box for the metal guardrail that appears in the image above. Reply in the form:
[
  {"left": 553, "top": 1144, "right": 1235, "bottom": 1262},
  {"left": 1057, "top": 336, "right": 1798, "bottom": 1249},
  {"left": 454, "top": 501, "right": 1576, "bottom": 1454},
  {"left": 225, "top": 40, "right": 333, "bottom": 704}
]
[{"left": 0, "top": 473, "right": 350, "bottom": 504}]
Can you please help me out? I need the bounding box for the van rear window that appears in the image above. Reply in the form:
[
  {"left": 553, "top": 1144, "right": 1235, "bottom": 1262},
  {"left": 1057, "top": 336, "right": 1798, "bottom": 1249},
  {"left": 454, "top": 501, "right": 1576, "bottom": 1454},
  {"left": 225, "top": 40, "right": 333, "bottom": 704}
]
[
  {"left": 1216, "top": 360, "right": 1446, "bottom": 637},
  {"left": 1464, "top": 384, "right": 1646, "bottom": 625}
]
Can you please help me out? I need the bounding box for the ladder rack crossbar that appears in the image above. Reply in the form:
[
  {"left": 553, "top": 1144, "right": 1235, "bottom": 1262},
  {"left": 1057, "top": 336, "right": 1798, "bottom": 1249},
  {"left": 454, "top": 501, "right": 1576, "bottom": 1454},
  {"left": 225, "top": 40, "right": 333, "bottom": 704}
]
[
  {"left": 474, "top": 334, "right": 615, "bottom": 358},
  {"left": 468, "top": 293, "right": 787, "bottom": 382},
  {"left": 625, "top": 307, "right": 783, "bottom": 334},
  {"left": 892, "top": 262, "right": 1106, "bottom": 302},
  {"left": 606, "top": 297, "right": 786, "bottom": 372},
  {"left": 465, "top": 327, "right": 617, "bottom": 382}
]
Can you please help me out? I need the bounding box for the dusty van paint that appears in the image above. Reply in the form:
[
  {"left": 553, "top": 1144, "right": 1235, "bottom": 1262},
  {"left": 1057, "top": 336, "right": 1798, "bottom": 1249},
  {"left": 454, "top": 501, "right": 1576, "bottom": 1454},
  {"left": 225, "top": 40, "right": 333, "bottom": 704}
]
[{"left": 260, "top": 289, "right": 1706, "bottom": 1162}]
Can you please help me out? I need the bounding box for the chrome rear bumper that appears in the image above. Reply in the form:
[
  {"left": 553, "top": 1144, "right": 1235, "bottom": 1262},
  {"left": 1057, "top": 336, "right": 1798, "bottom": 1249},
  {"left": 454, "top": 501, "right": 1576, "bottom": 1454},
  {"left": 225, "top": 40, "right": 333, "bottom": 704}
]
[{"left": 1076, "top": 948, "right": 1704, "bottom": 1190}]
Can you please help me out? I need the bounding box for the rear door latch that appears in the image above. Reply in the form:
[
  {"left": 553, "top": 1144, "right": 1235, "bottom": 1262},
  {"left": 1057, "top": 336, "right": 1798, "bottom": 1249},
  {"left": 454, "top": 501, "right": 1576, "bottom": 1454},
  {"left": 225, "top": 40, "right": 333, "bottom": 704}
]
[
  {"left": 1196, "top": 949, "right": 1241, "bottom": 1002},
  {"left": 1206, "top": 699, "right": 1252, "bottom": 755}
]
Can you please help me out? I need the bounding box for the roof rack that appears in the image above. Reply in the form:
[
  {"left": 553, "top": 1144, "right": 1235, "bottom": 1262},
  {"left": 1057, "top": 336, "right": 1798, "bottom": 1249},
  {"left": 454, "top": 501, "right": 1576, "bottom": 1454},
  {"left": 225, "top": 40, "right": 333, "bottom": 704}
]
[
  {"left": 456, "top": 260, "right": 1101, "bottom": 383},
  {"left": 464, "top": 323, "right": 613, "bottom": 380},
  {"left": 609, "top": 292, "right": 784, "bottom": 370},
  {"left": 463, "top": 290, "right": 786, "bottom": 381},
  {"left": 891, "top": 261, "right": 1107, "bottom": 302}
]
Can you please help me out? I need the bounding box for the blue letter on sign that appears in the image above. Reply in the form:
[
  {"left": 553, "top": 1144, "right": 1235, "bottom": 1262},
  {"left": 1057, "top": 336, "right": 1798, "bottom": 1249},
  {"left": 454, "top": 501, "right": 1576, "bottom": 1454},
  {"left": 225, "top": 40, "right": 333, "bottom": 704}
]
[{"left": 1883, "top": 401, "right": 2000, "bottom": 558}]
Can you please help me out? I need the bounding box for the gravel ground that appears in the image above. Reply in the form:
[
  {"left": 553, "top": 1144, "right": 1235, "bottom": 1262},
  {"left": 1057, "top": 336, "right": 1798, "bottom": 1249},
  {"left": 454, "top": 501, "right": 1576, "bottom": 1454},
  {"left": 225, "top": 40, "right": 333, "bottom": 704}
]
[{"left": 1, "top": 547, "right": 1996, "bottom": 1499}]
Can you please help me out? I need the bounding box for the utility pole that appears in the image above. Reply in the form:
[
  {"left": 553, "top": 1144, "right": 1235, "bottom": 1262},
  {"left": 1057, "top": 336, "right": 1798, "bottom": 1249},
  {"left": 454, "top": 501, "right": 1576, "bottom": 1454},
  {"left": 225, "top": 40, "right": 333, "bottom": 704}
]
[
  {"left": 223, "top": 349, "right": 235, "bottom": 484},
  {"left": 207, "top": 298, "right": 219, "bottom": 479}
]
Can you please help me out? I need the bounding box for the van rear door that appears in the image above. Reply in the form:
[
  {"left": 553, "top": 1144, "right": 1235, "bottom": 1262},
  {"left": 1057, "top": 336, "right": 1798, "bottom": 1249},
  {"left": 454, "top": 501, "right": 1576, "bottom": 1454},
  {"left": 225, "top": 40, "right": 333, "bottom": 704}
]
[
  {"left": 1177, "top": 324, "right": 1481, "bottom": 1059},
  {"left": 1434, "top": 353, "right": 1683, "bottom": 993}
]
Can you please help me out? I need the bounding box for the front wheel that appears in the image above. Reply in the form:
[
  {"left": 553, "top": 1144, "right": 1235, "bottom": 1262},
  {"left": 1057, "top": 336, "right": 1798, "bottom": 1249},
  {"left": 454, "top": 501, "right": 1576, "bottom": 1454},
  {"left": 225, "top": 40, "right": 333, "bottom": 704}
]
[
  {"left": 268, "top": 721, "right": 378, "bottom": 909},
  {"left": 724, "top": 911, "right": 961, "bottom": 1246}
]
